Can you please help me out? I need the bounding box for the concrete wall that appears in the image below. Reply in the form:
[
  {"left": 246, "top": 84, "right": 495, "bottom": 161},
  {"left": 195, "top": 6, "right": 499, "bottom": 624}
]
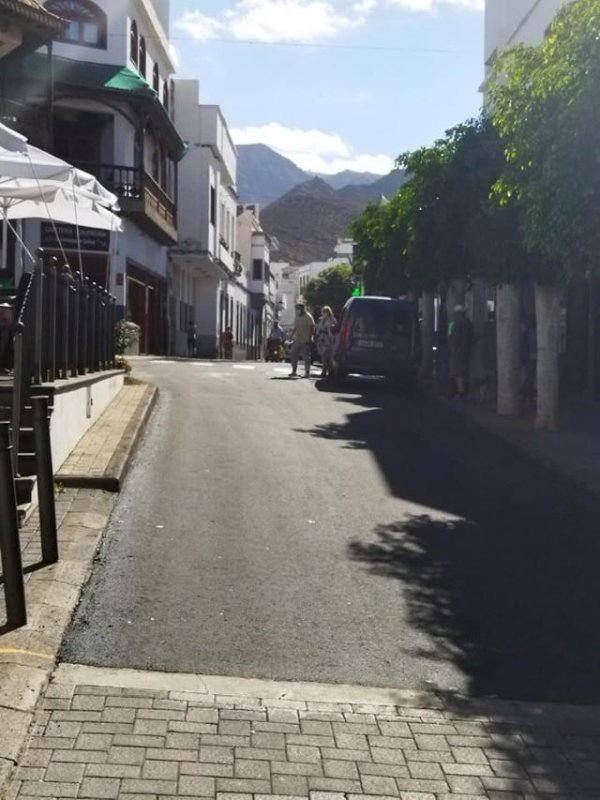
[
  {"left": 50, "top": 371, "right": 125, "bottom": 469},
  {"left": 485, "top": 0, "right": 573, "bottom": 66}
]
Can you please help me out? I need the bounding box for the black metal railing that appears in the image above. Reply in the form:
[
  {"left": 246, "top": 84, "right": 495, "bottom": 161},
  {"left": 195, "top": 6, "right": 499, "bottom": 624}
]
[
  {"left": 73, "top": 162, "right": 177, "bottom": 231},
  {"left": 9, "top": 250, "right": 117, "bottom": 467}
]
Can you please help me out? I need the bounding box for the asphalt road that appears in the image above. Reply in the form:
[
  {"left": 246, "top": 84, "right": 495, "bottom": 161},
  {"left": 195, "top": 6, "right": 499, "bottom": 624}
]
[{"left": 62, "top": 359, "right": 600, "bottom": 703}]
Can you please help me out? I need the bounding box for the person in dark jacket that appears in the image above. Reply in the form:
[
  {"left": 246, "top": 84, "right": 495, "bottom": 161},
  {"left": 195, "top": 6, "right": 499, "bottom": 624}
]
[{"left": 449, "top": 305, "right": 475, "bottom": 398}]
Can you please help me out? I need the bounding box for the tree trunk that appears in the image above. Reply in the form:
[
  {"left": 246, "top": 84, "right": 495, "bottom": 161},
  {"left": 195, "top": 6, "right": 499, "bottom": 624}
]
[
  {"left": 534, "top": 283, "right": 560, "bottom": 430},
  {"left": 420, "top": 290, "right": 435, "bottom": 382},
  {"left": 496, "top": 283, "right": 521, "bottom": 416}
]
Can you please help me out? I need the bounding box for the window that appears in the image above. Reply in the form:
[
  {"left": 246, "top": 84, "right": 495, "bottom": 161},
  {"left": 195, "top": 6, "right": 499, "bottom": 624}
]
[
  {"left": 139, "top": 36, "right": 147, "bottom": 78},
  {"left": 46, "top": 0, "right": 107, "bottom": 48},
  {"left": 210, "top": 187, "right": 216, "bottom": 226},
  {"left": 163, "top": 82, "right": 169, "bottom": 110},
  {"left": 152, "top": 63, "right": 160, "bottom": 94},
  {"left": 129, "top": 19, "right": 138, "bottom": 66},
  {"left": 252, "top": 259, "right": 263, "bottom": 281}
]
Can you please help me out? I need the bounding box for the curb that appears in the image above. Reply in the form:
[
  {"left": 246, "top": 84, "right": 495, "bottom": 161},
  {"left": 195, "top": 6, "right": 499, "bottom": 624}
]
[{"left": 55, "top": 384, "right": 158, "bottom": 492}]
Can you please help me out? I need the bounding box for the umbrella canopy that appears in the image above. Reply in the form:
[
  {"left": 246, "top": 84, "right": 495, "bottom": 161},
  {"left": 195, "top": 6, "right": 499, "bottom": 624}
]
[{"left": 0, "top": 122, "right": 73, "bottom": 181}]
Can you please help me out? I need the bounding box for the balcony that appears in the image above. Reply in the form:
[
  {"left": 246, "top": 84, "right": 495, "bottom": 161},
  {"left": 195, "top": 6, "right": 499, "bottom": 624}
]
[{"left": 74, "top": 163, "right": 178, "bottom": 245}]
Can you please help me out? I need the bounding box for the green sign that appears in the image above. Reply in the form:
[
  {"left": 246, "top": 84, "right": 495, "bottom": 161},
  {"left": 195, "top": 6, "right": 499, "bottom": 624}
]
[
  {"left": 0, "top": 278, "right": 14, "bottom": 291},
  {"left": 352, "top": 286, "right": 362, "bottom": 297}
]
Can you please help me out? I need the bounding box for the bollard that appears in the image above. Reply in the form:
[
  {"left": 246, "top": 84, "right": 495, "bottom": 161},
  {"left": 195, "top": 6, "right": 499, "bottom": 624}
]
[
  {"left": 32, "top": 396, "right": 58, "bottom": 564},
  {"left": 0, "top": 422, "right": 27, "bottom": 627}
]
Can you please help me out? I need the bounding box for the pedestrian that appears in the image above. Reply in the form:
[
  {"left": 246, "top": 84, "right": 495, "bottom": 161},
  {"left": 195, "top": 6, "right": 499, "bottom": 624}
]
[
  {"left": 315, "top": 305, "right": 337, "bottom": 379},
  {"left": 186, "top": 320, "right": 197, "bottom": 358},
  {"left": 448, "top": 304, "right": 476, "bottom": 398},
  {"left": 289, "top": 302, "right": 315, "bottom": 378},
  {"left": 221, "top": 326, "right": 234, "bottom": 360},
  {"left": 267, "top": 319, "right": 285, "bottom": 362}
]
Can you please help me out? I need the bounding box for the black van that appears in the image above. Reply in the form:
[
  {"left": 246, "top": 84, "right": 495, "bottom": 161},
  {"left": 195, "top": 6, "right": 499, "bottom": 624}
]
[{"left": 332, "top": 296, "right": 420, "bottom": 385}]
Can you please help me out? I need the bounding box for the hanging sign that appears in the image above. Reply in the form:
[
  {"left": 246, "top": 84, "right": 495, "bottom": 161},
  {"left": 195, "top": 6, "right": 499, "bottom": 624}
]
[{"left": 40, "top": 223, "right": 110, "bottom": 253}]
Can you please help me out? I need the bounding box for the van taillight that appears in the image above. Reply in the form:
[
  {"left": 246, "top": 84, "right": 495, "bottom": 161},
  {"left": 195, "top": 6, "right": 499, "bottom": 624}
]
[{"left": 340, "top": 319, "right": 351, "bottom": 348}]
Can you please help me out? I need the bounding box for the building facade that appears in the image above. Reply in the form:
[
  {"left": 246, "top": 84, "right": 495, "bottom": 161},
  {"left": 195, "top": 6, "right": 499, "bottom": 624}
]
[
  {"left": 3, "top": 0, "right": 186, "bottom": 353},
  {"left": 171, "top": 80, "right": 256, "bottom": 358}
]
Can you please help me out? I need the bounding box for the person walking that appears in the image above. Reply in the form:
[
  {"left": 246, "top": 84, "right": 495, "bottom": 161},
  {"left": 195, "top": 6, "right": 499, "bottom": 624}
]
[
  {"left": 448, "top": 304, "right": 475, "bottom": 398},
  {"left": 267, "top": 320, "right": 285, "bottom": 361},
  {"left": 290, "top": 303, "right": 315, "bottom": 378},
  {"left": 221, "top": 326, "right": 234, "bottom": 360},
  {"left": 315, "top": 305, "right": 337, "bottom": 378},
  {"left": 186, "top": 320, "right": 197, "bottom": 358}
]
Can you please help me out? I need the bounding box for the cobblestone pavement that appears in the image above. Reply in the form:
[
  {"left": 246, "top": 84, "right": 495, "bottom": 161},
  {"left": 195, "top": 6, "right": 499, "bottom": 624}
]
[
  {"left": 57, "top": 384, "right": 150, "bottom": 479},
  {"left": 8, "top": 665, "right": 600, "bottom": 800}
]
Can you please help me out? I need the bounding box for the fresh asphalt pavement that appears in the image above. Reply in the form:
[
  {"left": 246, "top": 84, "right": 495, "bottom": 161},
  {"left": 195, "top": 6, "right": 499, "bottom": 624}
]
[{"left": 62, "top": 359, "right": 600, "bottom": 704}]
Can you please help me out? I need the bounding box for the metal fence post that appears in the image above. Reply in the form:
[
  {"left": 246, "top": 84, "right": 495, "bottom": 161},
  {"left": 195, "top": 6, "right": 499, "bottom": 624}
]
[
  {"left": 0, "top": 422, "right": 27, "bottom": 627},
  {"left": 31, "top": 396, "right": 58, "bottom": 564},
  {"left": 47, "top": 258, "right": 57, "bottom": 383},
  {"left": 33, "top": 249, "right": 44, "bottom": 385}
]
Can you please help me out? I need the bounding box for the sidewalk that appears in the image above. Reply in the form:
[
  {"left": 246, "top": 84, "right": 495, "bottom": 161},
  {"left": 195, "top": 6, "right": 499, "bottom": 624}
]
[
  {"left": 6, "top": 663, "right": 600, "bottom": 800},
  {"left": 0, "top": 383, "right": 158, "bottom": 791},
  {"left": 439, "top": 393, "right": 600, "bottom": 503}
]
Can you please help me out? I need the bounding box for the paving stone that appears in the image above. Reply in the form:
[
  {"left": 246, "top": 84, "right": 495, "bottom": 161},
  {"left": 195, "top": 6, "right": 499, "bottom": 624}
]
[
  {"left": 334, "top": 734, "right": 369, "bottom": 750},
  {"left": 215, "top": 794, "right": 252, "bottom": 800},
  {"left": 51, "top": 750, "right": 108, "bottom": 764},
  {"left": 414, "top": 734, "right": 448, "bottom": 751},
  {"left": 20, "top": 751, "right": 53, "bottom": 768},
  {"left": 369, "top": 735, "right": 414, "bottom": 750},
  {"left": 360, "top": 774, "right": 398, "bottom": 794},
  {"left": 107, "top": 746, "right": 147, "bottom": 765},
  {"left": 301, "top": 721, "right": 333, "bottom": 736},
  {"left": 112, "top": 734, "right": 165, "bottom": 748},
  {"left": 141, "top": 760, "right": 179, "bottom": 780},
  {"left": 132, "top": 719, "right": 169, "bottom": 736},
  {"left": 287, "top": 745, "right": 321, "bottom": 763},
  {"left": 287, "top": 734, "right": 335, "bottom": 749},
  {"left": 395, "top": 777, "right": 449, "bottom": 793},
  {"left": 14, "top": 767, "right": 45, "bottom": 782},
  {"left": 234, "top": 747, "right": 283, "bottom": 761},
  {"left": 105, "top": 697, "right": 154, "bottom": 709},
  {"left": 220, "top": 709, "right": 266, "bottom": 722},
  {"left": 253, "top": 722, "right": 300, "bottom": 734},
  {"left": 443, "top": 762, "right": 494, "bottom": 777},
  {"left": 180, "top": 763, "right": 234, "bottom": 778},
  {"left": 323, "top": 760, "right": 359, "bottom": 779},
  {"left": 120, "top": 777, "right": 178, "bottom": 794},
  {"left": 20, "top": 780, "right": 79, "bottom": 796},
  {"left": 75, "top": 733, "right": 113, "bottom": 751},
  {"left": 378, "top": 721, "right": 412, "bottom": 737},
  {"left": 308, "top": 776, "right": 362, "bottom": 793},
  {"left": 178, "top": 775, "right": 216, "bottom": 796},
  {"left": 218, "top": 720, "right": 252, "bottom": 736},
  {"left": 169, "top": 722, "right": 217, "bottom": 734},
  {"left": 452, "top": 747, "right": 490, "bottom": 765},
  {"left": 166, "top": 732, "right": 200, "bottom": 749},
  {"left": 77, "top": 777, "right": 121, "bottom": 798},
  {"left": 234, "top": 759, "right": 271, "bottom": 780},
  {"left": 271, "top": 761, "right": 324, "bottom": 777},
  {"left": 268, "top": 709, "right": 300, "bottom": 724},
  {"left": 44, "top": 762, "right": 85, "bottom": 783},
  {"left": 321, "top": 748, "right": 367, "bottom": 762},
  {"left": 83, "top": 764, "right": 140, "bottom": 779},
  {"left": 272, "top": 774, "right": 309, "bottom": 795},
  {"left": 358, "top": 762, "right": 409, "bottom": 778},
  {"left": 251, "top": 732, "right": 287, "bottom": 749},
  {"left": 198, "top": 746, "right": 234, "bottom": 764},
  {"left": 372, "top": 748, "right": 412, "bottom": 764},
  {"left": 394, "top": 757, "right": 441, "bottom": 784},
  {"left": 216, "top": 777, "right": 271, "bottom": 793}
]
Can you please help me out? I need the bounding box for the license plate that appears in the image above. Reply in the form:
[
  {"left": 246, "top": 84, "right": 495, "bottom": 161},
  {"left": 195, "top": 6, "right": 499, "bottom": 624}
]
[{"left": 355, "top": 339, "right": 384, "bottom": 348}]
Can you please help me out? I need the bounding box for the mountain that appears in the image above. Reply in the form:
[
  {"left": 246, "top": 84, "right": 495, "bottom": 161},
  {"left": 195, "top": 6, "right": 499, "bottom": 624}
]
[
  {"left": 237, "top": 144, "right": 387, "bottom": 205},
  {"left": 337, "top": 169, "right": 407, "bottom": 201},
  {"left": 261, "top": 177, "right": 366, "bottom": 265},
  {"left": 237, "top": 144, "right": 308, "bottom": 206},
  {"left": 316, "top": 170, "right": 380, "bottom": 190}
]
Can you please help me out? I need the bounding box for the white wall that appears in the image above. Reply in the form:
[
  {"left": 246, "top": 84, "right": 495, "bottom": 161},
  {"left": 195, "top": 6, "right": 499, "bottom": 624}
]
[
  {"left": 485, "top": 0, "right": 573, "bottom": 63},
  {"left": 50, "top": 371, "right": 124, "bottom": 469}
]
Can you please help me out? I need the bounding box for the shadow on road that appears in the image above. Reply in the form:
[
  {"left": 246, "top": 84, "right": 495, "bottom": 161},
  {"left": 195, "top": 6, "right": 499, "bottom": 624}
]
[
  {"left": 297, "top": 382, "right": 600, "bottom": 703},
  {"left": 299, "top": 381, "right": 600, "bottom": 793}
]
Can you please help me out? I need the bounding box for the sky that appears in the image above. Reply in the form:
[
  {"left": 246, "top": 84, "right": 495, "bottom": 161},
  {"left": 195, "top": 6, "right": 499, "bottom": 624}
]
[{"left": 169, "top": 0, "right": 485, "bottom": 175}]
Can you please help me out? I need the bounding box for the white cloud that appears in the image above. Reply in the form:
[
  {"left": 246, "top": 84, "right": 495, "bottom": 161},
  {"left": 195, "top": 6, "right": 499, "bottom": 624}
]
[
  {"left": 176, "top": 0, "right": 482, "bottom": 44},
  {"left": 231, "top": 122, "right": 394, "bottom": 174}
]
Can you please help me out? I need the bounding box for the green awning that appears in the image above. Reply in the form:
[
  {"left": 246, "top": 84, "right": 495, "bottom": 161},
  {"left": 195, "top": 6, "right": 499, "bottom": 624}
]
[{"left": 26, "top": 54, "right": 187, "bottom": 160}]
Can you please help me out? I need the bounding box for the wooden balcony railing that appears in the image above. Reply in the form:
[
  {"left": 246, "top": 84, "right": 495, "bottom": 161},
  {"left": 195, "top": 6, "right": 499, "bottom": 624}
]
[{"left": 73, "top": 163, "right": 177, "bottom": 244}]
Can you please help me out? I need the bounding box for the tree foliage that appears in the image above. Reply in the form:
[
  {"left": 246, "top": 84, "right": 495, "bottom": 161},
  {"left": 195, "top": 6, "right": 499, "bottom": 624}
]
[
  {"left": 489, "top": 0, "right": 600, "bottom": 279},
  {"left": 303, "top": 263, "right": 354, "bottom": 318}
]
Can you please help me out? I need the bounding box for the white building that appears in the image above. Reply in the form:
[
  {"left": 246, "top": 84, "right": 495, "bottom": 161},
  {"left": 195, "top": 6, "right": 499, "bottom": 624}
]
[
  {"left": 237, "top": 204, "right": 277, "bottom": 354},
  {"left": 171, "top": 81, "right": 255, "bottom": 358},
  {"left": 271, "top": 262, "right": 299, "bottom": 330},
  {"left": 295, "top": 239, "right": 354, "bottom": 305},
  {"left": 484, "top": 0, "right": 574, "bottom": 91},
  {"left": 15, "top": 0, "right": 186, "bottom": 353}
]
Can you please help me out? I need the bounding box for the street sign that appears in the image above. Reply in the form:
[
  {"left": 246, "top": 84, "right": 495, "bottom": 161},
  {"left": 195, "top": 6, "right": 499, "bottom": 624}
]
[{"left": 352, "top": 287, "right": 361, "bottom": 297}]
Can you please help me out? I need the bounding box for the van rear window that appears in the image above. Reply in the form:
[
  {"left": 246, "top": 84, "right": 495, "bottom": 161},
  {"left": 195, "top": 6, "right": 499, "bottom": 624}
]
[{"left": 351, "top": 304, "right": 412, "bottom": 338}]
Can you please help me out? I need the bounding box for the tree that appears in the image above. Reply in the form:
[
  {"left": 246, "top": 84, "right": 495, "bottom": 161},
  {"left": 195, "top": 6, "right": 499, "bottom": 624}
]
[
  {"left": 489, "top": 0, "right": 600, "bottom": 428},
  {"left": 303, "top": 263, "right": 354, "bottom": 319}
]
